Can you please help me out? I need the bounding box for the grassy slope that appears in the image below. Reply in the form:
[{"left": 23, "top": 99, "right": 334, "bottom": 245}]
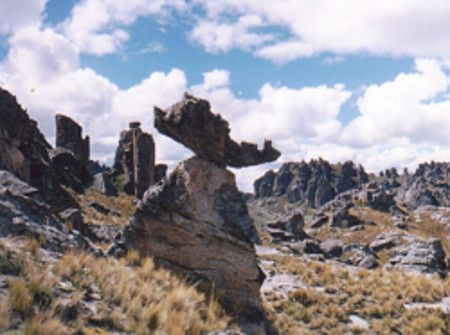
[{"left": 249, "top": 195, "right": 450, "bottom": 334}]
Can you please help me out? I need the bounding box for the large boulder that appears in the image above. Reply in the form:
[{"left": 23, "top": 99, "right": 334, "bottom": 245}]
[
  {"left": 384, "top": 238, "right": 447, "bottom": 274},
  {"left": 266, "top": 210, "right": 307, "bottom": 242},
  {"left": 154, "top": 93, "right": 280, "bottom": 168},
  {"left": 125, "top": 157, "right": 268, "bottom": 331}
]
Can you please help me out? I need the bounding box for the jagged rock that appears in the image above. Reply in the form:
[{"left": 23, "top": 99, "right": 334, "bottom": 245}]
[
  {"left": 60, "top": 207, "right": 120, "bottom": 243},
  {"left": 308, "top": 214, "right": 328, "bottom": 229},
  {"left": 154, "top": 93, "right": 280, "bottom": 168},
  {"left": 328, "top": 204, "right": 361, "bottom": 228},
  {"left": 369, "top": 231, "right": 401, "bottom": 252},
  {"left": 113, "top": 122, "right": 155, "bottom": 198},
  {"left": 266, "top": 210, "right": 307, "bottom": 242},
  {"left": 254, "top": 170, "right": 276, "bottom": 198},
  {"left": 92, "top": 172, "right": 117, "bottom": 196},
  {"left": 55, "top": 114, "right": 90, "bottom": 169},
  {"left": 50, "top": 148, "right": 91, "bottom": 193},
  {"left": 342, "top": 244, "right": 378, "bottom": 269},
  {"left": 0, "top": 89, "right": 76, "bottom": 210},
  {"left": 385, "top": 238, "right": 447, "bottom": 274},
  {"left": 396, "top": 162, "right": 449, "bottom": 208},
  {"left": 154, "top": 164, "right": 168, "bottom": 183},
  {"left": 254, "top": 159, "right": 369, "bottom": 208},
  {"left": 0, "top": 170, "right": 97, "bottom": 253},
  {"left": 290, "top": 239, "right": 323, "bottom": 254},
  {"left": 125, "top": 157, "right": 269, "bottom": 331},
  {"left": 320, "top": 239, "right": 344, "bottom": 258},
  {"left": 357, "top": 182, "right": 395, "bottom": 212}
]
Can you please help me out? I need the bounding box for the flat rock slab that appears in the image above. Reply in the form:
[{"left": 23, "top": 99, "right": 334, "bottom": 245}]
[{"left": 154, "top": 93, "right": 280, "bottom": 168}]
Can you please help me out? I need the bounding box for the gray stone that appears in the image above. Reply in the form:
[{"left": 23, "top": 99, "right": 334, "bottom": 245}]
[
  {"left": 92, "top": 172, "right": 117, "bottom": 196},
  {"left": 154, "top": 93, "right": 280, "bottom": 168}
]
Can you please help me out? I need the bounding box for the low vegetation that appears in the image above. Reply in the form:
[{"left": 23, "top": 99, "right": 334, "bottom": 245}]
[
  {"left": 0, "top": 237, "right": 233, "bottom": 334},
  {"left": 260, "top": 252, "right": 449, "bottom": 334}
]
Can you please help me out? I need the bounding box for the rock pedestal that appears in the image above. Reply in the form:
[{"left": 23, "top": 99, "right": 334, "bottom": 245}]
[
  {"left": 126, "top": 93, "right": 278, "bottom": 333},
  {"left": 126, "top": 158, "right": 263, "bottom": 309}
]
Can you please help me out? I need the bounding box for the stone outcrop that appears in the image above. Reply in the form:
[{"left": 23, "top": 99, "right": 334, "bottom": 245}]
[
  {"left": 52, "top": 115, "right": 92, "bottom": 193},
  {"left": 254, "top": 159, "right": 369, "bottom": 208},
  {"left": 92, "top": 172, "right": 117, "bottom": 196},
  {"left": 384, "top": 237, "right": 447, "bottom": 274},
  {"left": 396, "top": 162, "right": 449, "bottom": 208},
  {"left": 55, "top": 114, "right": 90, "bottom": 169},
  {"left": 126, "top": 94, "right": 276, "bottom": 333},
  {"left": 0, "top": 88, "right": 76, "bottom": 209},
  {"left": 125, "top": 157, "right": 267, "bottom": 330},
  {"left": 0, "top": 170, "right": 98, "bottom": 253},
  {"left": 113, "top": 122, "right": 155, "bottom": 198},
  {"left": 266, "top": 210, "right": 307, "bottom": 242},
  {"left": 154, "top": 93, "right": 280, "bottom": 168}
]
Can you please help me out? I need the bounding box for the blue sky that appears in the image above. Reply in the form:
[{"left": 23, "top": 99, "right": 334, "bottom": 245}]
[{"left": 1, "top": 0, "right": 450, "bottom": 191}]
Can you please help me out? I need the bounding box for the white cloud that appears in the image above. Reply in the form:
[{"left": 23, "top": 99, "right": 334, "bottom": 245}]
[
  {"left": 340, "top": 58, "right": 450, "bottom": 147},
  {"left": 62, "top": 0, "right": 186, "bottom": 55},
  {"left": 0, "top": 0, "right": 48, "bottom": 34},
  {"left": 191, "top": 0, "right": 450, "bottom": 63},
  {"left": 189, "top": 14, "right": 274, "bottom": 53}
]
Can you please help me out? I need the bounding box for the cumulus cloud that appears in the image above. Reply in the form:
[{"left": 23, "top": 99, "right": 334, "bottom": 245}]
[
  {"left": 340, "top": 58, "right": 450, "bottom": 147},
  {"left": 190, "top": 0, "right": 450, "bottom": 63},
  {"left": 62, "top": 0, "right": 186, "bottom": 55},
  {"left": 0, "top": 0, "right": 48, "bottom": 34},
  {"left": 189, "top": 14, "right": 274, "bottom": 53}
]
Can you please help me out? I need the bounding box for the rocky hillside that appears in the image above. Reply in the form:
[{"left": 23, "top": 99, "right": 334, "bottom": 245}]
[
  {"left": 249, "top": 159, "right": 449, "bottom": 333},
  {"left": 0, "top": 87, "right": 448, "bottom": 334},
  {"left": 0, "top": 89, "right": 278, "bottom": 334}
]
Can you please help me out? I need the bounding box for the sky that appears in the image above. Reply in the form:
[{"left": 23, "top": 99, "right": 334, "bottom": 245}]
[{"left": 1, "top": 0, "right": 450, "bottom": 191}]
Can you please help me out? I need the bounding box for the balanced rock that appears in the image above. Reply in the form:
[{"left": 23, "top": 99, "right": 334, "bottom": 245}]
[
  {"left": 125, "top": 157, "right": 265, "bottom": 326},
  {"left": 154, "top": 93, "right": 280, "bottom": 168},
  {"left": 113, "top": 122, "right": 155, "bottom": 198}
]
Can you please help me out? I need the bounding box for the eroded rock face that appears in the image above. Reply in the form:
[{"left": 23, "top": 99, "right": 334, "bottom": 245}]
[
  {"left": 154, "top": 93, "right": 280, "bottom": 168},
  {"left": 0, "top": 170, "right": 98, "bottom": 253},
  {"left": 254, "top": 159, "right": 369, "bottom": 208},
  {"left": 266, "top": 210, "right": 307, "bottom": 242},
  {"left": 113, "top": 122, "right": 155, "bottom": 198},
  {"left": 0, "top": 89, "right": 76, "bottom": 209},
  {"left": 125, "top": 157, "right": 266, "bottom": 326},
  {"left": 56, "top": 114, "right": 90, "bottom": 169}
]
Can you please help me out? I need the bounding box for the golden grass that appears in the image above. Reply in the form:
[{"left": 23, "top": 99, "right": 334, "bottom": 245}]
[
  {"left": 260, "top": 253, "right": 449, "bottom": 334},
  {"left": 0, "top": 237, "right": 233, "bottom": 334},
  {"left": 75, "top": 187, "right": 135, "bottom": 227}
]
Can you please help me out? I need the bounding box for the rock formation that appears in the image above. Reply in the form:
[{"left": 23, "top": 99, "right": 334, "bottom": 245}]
[
  {"left": 254, "top": 159, "right": 369, "bottom": 208},
  {"left": 113, "top": 122, "right": 155, "bottom": 198},
  {"left": 266, "top": 210, "right": 308, "bottom": 242},
  {"left": 126, "top": 93, "right": 277, "bottom": 333},
  {"left": 51, "top": 115, "right": 92, "bottom": 193},
  {"left": 396, "top": 162, "right": 449, "bottom": 208},
  {"left": 154, "top": 93, "right": 280, "bottom": 168},
  {"left": 55, "top": 114, "right": 90, "bottom": 169},
  {"left": 0, "top": 88, "right": 76, "bottom": 209}
]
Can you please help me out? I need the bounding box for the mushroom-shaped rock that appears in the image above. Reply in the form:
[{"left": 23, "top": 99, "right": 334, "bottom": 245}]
[{"left": 154, "top": 93, "right": 281, "bottom": 167}]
